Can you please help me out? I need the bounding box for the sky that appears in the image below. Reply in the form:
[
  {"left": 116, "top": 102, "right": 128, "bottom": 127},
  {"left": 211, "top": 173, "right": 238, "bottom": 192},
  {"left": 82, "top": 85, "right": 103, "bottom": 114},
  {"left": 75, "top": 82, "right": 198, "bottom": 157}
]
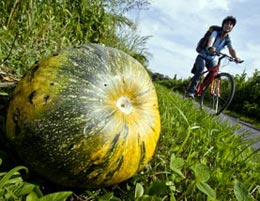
[{"left": 129, "top": 0, "right": 260, "bottom": 79}]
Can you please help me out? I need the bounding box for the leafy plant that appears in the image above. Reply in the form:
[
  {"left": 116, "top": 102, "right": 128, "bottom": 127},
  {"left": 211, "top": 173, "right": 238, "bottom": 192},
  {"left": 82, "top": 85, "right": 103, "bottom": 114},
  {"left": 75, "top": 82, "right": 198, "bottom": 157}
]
[{"left": 0, "top": 161, "right": 72, "bottom": 201}]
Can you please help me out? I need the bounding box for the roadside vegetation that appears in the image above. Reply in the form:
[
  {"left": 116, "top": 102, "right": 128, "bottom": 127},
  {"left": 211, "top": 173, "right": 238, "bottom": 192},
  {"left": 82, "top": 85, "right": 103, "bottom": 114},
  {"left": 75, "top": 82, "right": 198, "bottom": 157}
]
[
  {"left": 154, "top": 70, "right": 260, "bottom": 129},
  {"left": 1, "top": 0, "right": 260, "bottom": 200}
]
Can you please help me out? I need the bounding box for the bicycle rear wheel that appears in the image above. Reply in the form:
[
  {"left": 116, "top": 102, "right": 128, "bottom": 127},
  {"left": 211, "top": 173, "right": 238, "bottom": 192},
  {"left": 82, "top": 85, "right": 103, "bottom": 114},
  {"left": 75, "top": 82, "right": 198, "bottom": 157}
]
[{"left": 200, "top": 72, "right": 235, "bottom": 115}]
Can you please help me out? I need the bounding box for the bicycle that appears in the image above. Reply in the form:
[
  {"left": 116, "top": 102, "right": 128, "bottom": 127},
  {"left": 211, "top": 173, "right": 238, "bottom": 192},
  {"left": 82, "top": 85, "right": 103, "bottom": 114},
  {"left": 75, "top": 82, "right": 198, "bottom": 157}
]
[{"left": 185, "top": 52, "right": 244, "bottom": 115}]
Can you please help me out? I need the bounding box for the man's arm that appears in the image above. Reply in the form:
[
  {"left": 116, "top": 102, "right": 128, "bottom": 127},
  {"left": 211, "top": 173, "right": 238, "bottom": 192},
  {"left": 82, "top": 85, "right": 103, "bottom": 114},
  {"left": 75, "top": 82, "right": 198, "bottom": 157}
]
[
  {"left": 207, "top": 31, "right": 217, "bottom": 48},
  {"left": 207, "top": 31, "right": 218, "bottom": 54},
  {"left": 228, "top": 45, "right": 240, "bottom": 62}
]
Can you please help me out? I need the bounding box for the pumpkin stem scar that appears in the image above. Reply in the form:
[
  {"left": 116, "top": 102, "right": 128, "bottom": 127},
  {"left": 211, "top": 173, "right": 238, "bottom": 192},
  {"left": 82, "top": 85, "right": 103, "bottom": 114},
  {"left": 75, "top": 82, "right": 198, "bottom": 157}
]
[{"left": 116, "top": 96, "right": 133, "bottom": 115}]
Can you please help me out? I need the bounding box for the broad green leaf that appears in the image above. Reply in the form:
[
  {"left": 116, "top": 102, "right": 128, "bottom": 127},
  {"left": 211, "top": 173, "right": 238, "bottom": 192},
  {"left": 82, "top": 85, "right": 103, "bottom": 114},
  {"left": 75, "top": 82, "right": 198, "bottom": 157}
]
[
  {"left": 136, "top": 195, "right": 162, "bottom": 201},
  {"left": 135, "top": 183, "right": 144, "bottom": 199},
  {"left": 97, "top": 192, "right": 115, "bottom": 201},
  {"left": 148, "top": 180, "right": 168, "bottom": 196},
  {"left": 196, "top": 181, "right": 216, "bottom": 199},
  {"left": 234, "top": 180, "right": 254, "bottom": 201},
  {"left": 0, "top": 166, "right": 28, "bottom": 188},
  {"left": 26, "top": 191, "right": 40, "bottom": 201},
  {"left": 166, "top": 180, "right": 176, "bottom": 192},
  {"left": 16, "top": 182, "right": 36, "bottom": 196},
  {"left": 39, "top": 191, "right": 72, "bottom": 201},
  {"left": 191, "top": 163, "right": 210, "bottom": 182},
  {"left": 170, "top": 154, "right": 185, "bottom": 178}
]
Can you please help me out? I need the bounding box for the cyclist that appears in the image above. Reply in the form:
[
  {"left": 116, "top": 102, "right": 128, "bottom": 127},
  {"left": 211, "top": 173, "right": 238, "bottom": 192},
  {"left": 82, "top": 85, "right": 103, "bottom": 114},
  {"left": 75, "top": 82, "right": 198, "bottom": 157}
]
[{"left": 187, "top": 16, "right": 241, "bottom": 98}]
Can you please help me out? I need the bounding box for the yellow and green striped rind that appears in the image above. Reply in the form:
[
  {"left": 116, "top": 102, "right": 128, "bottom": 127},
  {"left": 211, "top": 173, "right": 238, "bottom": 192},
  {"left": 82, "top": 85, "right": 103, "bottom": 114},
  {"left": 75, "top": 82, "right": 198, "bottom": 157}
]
[{"left": 6, "top": 44, "right": 161, "bottom": 188}]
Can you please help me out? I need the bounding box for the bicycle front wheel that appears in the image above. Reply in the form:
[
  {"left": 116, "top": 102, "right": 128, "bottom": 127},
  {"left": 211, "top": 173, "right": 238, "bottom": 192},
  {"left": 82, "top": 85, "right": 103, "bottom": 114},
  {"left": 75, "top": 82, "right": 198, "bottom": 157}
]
[{"left": 200, "top": 72, "right": 235, "bottom": 115}]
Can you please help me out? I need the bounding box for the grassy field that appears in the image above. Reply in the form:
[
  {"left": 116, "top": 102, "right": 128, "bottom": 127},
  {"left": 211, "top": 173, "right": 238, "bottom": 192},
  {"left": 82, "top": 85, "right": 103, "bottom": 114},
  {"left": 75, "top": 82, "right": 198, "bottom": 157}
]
[{"left": 0, "top": 83, "right": 260, "bottom": 200}]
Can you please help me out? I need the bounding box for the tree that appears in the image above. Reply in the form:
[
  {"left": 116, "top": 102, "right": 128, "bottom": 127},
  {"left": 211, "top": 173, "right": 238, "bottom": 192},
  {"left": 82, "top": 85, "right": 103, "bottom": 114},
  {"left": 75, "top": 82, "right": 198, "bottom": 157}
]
[{"left": 230, "top": 69, "right": 260, "bottom": 120}]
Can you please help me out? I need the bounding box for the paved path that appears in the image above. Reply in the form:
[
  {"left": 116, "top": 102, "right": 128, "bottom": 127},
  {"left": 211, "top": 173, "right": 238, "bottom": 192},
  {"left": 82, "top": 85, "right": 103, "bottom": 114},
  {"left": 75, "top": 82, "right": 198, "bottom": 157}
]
[
  {"left": 181, "top": 93, "right": 260, "bottom": 149},
  {"left": 218, "top": 113, "right": 260, "bottom": 150}
]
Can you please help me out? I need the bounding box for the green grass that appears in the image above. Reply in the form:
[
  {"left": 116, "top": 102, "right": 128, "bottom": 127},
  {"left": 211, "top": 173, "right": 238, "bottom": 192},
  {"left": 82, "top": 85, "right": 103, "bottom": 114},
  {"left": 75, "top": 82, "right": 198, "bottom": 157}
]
[{"left": 1, "top": 83, "right": 260, "bottom": 200}]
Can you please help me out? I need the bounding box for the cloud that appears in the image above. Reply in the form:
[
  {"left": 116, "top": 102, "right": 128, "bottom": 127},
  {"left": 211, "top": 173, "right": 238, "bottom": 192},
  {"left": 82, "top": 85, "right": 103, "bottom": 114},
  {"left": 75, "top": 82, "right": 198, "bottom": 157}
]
[
  {"left": 146, "top": 36, "right": 196, "bottom": 78},
  {"left": 241, "top": 43, "right": 260, "bottom": 74},
  {"left": 154, "top": 0, "right": 230, "bottom": 12}
]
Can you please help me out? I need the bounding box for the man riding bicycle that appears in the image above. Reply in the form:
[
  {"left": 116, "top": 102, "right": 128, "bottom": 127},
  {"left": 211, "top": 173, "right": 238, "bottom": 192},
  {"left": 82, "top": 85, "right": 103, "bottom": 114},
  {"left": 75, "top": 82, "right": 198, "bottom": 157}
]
[{"left": 187, "top": 16, "right": 241, "bottom": 98}]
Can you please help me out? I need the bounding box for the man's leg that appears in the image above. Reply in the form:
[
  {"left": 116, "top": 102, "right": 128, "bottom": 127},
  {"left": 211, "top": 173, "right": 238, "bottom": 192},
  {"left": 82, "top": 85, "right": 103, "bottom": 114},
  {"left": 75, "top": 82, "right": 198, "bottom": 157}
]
[{"left": 187, "top": 55, "right": 205, "bottom": 97}]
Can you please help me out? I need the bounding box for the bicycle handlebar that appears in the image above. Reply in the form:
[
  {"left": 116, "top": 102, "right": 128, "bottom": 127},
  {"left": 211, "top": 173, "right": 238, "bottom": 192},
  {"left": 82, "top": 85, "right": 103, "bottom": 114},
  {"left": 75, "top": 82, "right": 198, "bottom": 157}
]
[{"left": 216, "top": 52, "right": 244, "bottom": 64}]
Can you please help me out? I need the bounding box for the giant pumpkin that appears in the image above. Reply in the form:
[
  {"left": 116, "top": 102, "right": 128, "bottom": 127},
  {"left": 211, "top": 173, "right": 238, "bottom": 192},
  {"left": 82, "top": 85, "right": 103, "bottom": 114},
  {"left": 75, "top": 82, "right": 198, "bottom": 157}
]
[{"left": 6, "top": 44, "right": 161, "bottom": 188}]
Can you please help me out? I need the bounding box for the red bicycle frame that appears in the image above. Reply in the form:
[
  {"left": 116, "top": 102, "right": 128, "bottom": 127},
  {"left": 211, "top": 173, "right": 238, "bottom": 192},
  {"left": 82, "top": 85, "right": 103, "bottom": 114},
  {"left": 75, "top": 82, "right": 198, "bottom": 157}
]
[
  {"left": 194, "top": 65, "right": 219, "bottom": 97},
  {"left": 193, "top": 52, "right": 236, "bottom": 97}
]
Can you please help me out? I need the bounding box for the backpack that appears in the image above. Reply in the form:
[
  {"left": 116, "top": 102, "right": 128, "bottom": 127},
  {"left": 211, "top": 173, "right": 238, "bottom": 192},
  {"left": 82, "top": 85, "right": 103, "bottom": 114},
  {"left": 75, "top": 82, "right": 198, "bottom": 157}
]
[{"left": 196, "top": 25, "right": 223, "bottom": 53}]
